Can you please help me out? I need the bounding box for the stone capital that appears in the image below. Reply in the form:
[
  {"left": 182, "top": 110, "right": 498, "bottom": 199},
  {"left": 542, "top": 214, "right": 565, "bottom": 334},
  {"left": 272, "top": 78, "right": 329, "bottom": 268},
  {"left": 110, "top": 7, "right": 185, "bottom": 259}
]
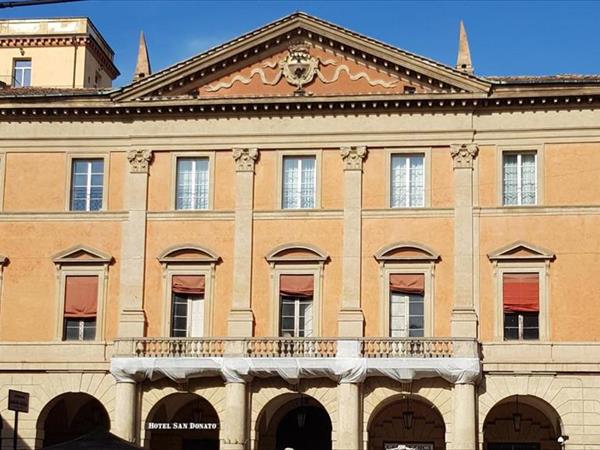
[
  {"left": 126, "top": 149, "right": 153, "bottom": 174},
  {"left": 340, "top": 146, "right": 368, "bottom": 170},
  {"left": 450, "top": 143, "right": 478, "bottom": 169},
  {"left": 232, "top": 148, "right": 259, "bottom": 172}
]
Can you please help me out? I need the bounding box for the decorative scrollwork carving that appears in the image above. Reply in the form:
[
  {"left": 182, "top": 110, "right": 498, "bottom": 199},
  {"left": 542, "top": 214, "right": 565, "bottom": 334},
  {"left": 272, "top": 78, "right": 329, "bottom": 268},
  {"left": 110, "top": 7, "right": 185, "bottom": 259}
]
[
  {"left": 126, "top": 149, "right": 153, "bottom": 173},
  {"left": 340, "top": 146, "right": 368, "bottom": 170},
  {"left": 450, "top": 143, "right": 478, "bottom": 169},
  {"left": 232, "top": 148, "right": 259, "bottom": 172}
]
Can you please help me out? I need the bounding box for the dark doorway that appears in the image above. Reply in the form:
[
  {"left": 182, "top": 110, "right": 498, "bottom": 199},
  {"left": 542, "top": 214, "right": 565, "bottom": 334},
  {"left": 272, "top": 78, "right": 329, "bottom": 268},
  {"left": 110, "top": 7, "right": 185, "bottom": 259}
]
[
  {"left": 275, "top": 405, "right": 332, "bottom": 450},
  {"left": 38, "top": 393, "right": 110, "bottom": 448}
]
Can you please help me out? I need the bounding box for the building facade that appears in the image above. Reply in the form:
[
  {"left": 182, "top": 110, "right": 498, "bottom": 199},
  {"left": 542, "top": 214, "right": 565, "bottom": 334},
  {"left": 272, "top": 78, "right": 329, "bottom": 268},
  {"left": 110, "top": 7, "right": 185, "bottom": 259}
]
[{"left": 0, "top": 12, "right": 600, "bottom": 450}]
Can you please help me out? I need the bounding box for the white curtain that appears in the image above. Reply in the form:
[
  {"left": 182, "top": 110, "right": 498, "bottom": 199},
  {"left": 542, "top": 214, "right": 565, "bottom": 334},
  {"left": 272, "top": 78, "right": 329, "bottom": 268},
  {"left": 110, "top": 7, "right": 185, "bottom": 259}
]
[
  {"left": 503, "top": 154, "right": 519, "bottom": 205},
  {"left": 391, "top": 155, "right": 424, "bottom": 207},
  {"left": 176, "top": 158, "right": 209, "bottom": 210},
  {"left": 521, "top": 153, "right": 536, "bottom": 204},
  {"left": 282, "top": 156, "right": 315, "bottom": 209}
]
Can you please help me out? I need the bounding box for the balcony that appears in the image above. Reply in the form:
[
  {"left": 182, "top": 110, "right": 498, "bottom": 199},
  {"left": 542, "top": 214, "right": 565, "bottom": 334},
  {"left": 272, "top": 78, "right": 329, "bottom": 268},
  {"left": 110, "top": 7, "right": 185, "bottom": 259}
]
[{"left": 111, "top": 337, "right": 480, "bottom": 385}]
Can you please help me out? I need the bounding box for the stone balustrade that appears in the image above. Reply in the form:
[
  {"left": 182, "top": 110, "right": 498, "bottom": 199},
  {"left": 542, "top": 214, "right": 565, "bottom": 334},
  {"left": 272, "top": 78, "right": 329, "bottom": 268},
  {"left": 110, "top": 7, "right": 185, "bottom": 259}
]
[{"left": 113, "top": 337, "right": 476, "bottom": 359}]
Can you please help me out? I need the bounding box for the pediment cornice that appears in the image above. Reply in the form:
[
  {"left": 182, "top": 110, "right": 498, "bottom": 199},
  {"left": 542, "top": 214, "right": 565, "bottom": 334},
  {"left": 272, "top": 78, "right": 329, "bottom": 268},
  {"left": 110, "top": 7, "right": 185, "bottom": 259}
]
[{"left": 113, "top": 12, "right": 490, "bottom": 102}]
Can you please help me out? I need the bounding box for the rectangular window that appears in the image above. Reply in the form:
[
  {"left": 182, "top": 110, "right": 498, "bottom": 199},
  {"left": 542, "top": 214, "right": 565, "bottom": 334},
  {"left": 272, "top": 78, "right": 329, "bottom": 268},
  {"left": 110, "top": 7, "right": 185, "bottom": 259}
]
[
  {"left": 391, "top": 154, "right": 424, "bottom": 208},
  {"left": 503, "top": 273, "right": 539, "bottom": 340},
  {"left": 70, "top": 159, "right": 104, "bottom": 211},
  {"left": 63, "top": 275, "right": 98, "bottom": 341},
  {"left": 176, "top": 158, "right": 210, "bottom": 210},
  {"left": 389, "top": 273, "right": 425, "bottom": 337},
  {"left": 503, "top": 152, "right": 537, "bottom": 205},
  {"left": 282, "top": 156, "right": 316, "bottom": 209},
  {"left": 12, "top": 59, "right": 31, "bottom": 87},
  {"left": 170, "top": 275, "right": 205, "bottom": 337},
  {"left": 279, "top": 274, "right": 314, "bottom": 337}
]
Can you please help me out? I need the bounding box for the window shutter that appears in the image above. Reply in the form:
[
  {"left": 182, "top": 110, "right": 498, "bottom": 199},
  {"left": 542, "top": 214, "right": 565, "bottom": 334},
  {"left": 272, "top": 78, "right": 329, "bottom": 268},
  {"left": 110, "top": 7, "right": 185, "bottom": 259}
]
[
  {"left": 64, "top": 276, "right": 98, "bottom": 318},
  {"left": 503, "top": 273, "right": 539, "bottom": 312},
  {"left": 172, "top": 275, "right": 205, "bottom": 295},
  {"left": 280, "top": 274, "right": 314, "bottom": 297}
]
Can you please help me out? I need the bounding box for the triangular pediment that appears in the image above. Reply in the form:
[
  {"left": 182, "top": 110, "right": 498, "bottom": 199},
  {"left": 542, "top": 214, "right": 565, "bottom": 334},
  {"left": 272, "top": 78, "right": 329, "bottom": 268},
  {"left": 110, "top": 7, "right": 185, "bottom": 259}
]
[
  {"left": 115, "top": 13, "right": 490, "bottom": 101},
  {"left": 488, "top": 241, "right": 555, "bottom": 261},
  {"left": 52, "top": 245, "right": 112, "bottom": 265}
]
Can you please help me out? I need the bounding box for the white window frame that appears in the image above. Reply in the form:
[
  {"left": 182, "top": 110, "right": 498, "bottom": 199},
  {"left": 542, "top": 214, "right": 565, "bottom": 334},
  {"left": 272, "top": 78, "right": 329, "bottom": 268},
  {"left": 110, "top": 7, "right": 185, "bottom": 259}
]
[
  {"left": 65, "top": 153, "right": 110, "bottom": 212},
  {"left": 12, "top": 59, "right": 31, "bottom": 87},
  {"left": 171, "top": 152, "right": 215, "bottom": 211},
  {"left": 385, "top": 148, "right": 431, "bottom": 208},
  {"left": 497, "top": 145, "right": 544, "bottom": 207},
  {"left": 279, "top": 294, "right": 313, "bottom": 338},
  {"left": 276, "top": 150, "right": 322, "bottom": 210}
]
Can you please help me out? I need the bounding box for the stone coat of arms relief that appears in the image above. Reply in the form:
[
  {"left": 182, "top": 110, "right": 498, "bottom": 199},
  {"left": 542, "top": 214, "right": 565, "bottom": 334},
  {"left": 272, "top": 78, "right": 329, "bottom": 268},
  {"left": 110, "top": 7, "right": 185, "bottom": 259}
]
[{"left": 205, "top": 40, "right": 399, "bottom": 95}]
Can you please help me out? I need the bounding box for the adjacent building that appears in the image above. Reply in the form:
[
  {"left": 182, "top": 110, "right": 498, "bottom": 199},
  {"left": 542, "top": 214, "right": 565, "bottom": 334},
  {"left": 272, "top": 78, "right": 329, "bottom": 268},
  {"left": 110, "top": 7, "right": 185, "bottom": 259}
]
[{"left": 1, "top": 12, "right": 600, "bottom": 450}]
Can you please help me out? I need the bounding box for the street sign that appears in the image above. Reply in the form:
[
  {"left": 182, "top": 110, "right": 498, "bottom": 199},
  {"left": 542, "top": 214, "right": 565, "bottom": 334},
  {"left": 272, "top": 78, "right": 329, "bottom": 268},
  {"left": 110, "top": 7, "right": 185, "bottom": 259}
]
[{"left": 8, "top": 390, "right": 29, "bottom": 413}]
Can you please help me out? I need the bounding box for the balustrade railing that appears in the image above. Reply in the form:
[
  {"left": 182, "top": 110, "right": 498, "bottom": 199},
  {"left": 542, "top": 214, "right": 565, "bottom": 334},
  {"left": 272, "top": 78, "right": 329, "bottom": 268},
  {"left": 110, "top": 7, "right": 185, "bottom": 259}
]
[
  {"left": 361, "top": 338, "right": 454, "bottom": 358},
  {"left": 119, "top": 337, "right": 464, "bottom": 359}
]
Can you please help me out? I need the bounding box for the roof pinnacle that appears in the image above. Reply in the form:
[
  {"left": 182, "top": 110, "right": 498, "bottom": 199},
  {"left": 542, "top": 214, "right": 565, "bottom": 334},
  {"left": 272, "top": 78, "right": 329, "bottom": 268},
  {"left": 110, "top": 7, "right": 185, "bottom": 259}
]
[
  {"left": 456, "top": 20, "right": 474, "bottom": 75},
  {"left": 133, "top": 31, "right": 151, "bottom": 82}
]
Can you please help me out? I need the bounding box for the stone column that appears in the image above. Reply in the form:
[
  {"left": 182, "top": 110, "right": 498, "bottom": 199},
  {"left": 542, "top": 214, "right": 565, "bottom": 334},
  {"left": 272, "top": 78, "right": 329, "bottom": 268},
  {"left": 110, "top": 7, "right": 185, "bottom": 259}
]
[
  {"left": 118, "top": 150, "right": 153, "bottom": 337},
  {"left": 338, "top": 146, "right": 367, "bottom": 337},
  {"left": 337, "top": 382, "right": 361, "bottom": 450},
  {"left": 114, "top": 380, "right": 138, "bottom": 443},
  {"left": 453, "top": 383, "right": 477, "bottom": 450},
  {"left": 228, "top": 148, "right": 258, "bottom": 337},
  {"left": 450, "top": 143, "right": 479, "bottom": 338},
  {"left": 222, "top": 382, "right": 248, "bottom": 450}
]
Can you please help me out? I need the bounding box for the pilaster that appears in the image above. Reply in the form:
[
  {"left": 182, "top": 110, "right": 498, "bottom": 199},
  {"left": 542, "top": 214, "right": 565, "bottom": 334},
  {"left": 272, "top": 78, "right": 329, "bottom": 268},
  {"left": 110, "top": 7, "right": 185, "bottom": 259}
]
[
  {"left": 450, "top": 143, "right": 479, "bottom": 338},
  {"left": 338, "top": 146, "right": 367, "bottom": 337},
  {"left": 228, "top": 148, "right": 258, "bottom": 337},
  {"left": 118, "top": 149, "right": 152, "bottom": 337}
]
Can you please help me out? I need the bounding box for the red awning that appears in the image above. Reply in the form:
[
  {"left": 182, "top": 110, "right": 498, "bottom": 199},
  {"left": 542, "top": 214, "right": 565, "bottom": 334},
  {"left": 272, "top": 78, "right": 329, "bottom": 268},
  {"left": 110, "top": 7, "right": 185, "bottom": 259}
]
[
  {"left": 503, "top": 273, "right": 539, "bottom": 312},
  {"left": 280, "top": 274, "right": 314, "bottom": 297},
  {"left": 64, "top": 276, "right": 98, "bottom": 318},
  {"left": 172, "top": 275, "right": 205, "bottom": 295},
  {"left": 390, "top": 274, "right": 424, "bottom": 295}
]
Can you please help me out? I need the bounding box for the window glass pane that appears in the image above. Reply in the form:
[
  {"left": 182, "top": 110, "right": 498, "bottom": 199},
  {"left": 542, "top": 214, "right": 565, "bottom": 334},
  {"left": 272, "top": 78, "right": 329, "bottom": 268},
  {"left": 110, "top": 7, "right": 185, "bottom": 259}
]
[
  {"left": 391, "top": 155, "right": 424, "bottom": 207},
  {"left": 63, "top": 319, "right": 79, "bottom": 341},
  {"left": 282, "top": 156, "right": 315, "bottom": 209},
  {"left": 176, "top": 158, "right": 209, "bottom": 210},
  {"left": 409, "top": 156, "right": 424, "bottom": 206},
  {"left": 503, "top": 312, "right": 519, "bottom": 340},
  {"left": 171, "top": 294, "right": 189, "bottom": 337},
  {"left": 521, "top": 153, "right": 537, "bottom": 205},
  {"left": 13, "top": 60, "right": 31, "bottom": 87},
  {"left": 70, "top": 159, "right": 103, "bottom": 211},
  {"left": 391, "top": 155, "right": 408, "bottom": 207},
  {"left": 503, "top": 154, "right": 518, "bottom": 205},
  {"left": 83, "top": 319, "right": 96, "bottom": 340}
]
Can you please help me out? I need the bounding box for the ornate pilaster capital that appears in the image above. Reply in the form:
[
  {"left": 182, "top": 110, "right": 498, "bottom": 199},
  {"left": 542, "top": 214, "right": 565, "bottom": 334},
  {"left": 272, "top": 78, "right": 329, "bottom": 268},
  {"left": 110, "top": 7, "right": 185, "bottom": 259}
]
[
  {"left": 450, "top": 143, "right": 478, "bottom": 169},
  {"left": 232, "top": 147, "right": 259, "bottom": 172},
  {"left": 126, "top": 149, "right": 153, "bottom": 174},
  {"left": 340, "top": 146, "right": 368, "bottom": 170}
]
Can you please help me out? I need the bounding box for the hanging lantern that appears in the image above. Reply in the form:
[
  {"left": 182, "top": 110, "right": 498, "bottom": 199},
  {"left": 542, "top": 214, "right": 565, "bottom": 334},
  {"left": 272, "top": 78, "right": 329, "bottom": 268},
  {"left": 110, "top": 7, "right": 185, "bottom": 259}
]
[
  {"left": 512, "top": 395, "right": 522, "bottom": 432},
  {"left": 297, "top": 391, "right": 307, "bottom": 429},
  {"left": 192, "top": 398, "right": 203, "bottom": 423},
  {"left": 403, "top": 395, "right": 414, "bottom": 430}
]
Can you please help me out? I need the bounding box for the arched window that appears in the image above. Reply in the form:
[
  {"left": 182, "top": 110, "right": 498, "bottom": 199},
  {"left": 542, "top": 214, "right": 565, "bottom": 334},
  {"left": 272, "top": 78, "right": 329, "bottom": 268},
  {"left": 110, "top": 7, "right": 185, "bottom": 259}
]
[
  {"left": 158, "top": 244, "right": 220, "bottom": 338},
  {"left": 266, "top": 243, "right": 328, "bottom": 337},
  {"left": 374, "top": 242, "right": 439, "bottom": 338},
  {"left": 488, "top": 241, "right": 554, "bottom": 341}
]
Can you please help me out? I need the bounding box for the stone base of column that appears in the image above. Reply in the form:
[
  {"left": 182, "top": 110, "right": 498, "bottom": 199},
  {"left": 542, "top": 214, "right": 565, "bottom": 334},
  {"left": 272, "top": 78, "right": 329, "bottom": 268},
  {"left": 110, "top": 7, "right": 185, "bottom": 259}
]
[
  {"left": 228, "top": 308, "right": 254, "bottom": 337},
  {"left": 451, "top": 307, "right": 478, "bottom": 338},
  {"left": 338, "top": 308, "right": 364, "bottom": 337},
  {"left": 118, "top": 308, "right": 146, "bottom": 338}
]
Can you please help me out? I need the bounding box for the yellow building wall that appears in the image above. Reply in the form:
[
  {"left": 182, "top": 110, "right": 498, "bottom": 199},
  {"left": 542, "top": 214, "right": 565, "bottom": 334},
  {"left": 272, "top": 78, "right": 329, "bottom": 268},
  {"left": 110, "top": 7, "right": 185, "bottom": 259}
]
[{"left": 0, "top": 221, "right": 122, "bottom": 341}]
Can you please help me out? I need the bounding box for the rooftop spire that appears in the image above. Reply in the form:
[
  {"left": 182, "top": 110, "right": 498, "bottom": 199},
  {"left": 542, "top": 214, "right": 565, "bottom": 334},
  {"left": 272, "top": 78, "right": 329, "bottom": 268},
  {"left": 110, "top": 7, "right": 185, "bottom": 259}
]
[
  {"left": 133, "top": 31, "right": 151, "bottom": 82},
  {"left": 456, "top": 20, "right": 473, "bottom": 75}
]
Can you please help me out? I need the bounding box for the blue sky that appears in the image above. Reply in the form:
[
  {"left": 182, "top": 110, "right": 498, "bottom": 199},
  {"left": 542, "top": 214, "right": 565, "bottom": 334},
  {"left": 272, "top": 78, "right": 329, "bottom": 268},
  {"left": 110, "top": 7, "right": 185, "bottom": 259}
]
[{"left": 2, "top": 1, "right": 600, "bottom": 86}]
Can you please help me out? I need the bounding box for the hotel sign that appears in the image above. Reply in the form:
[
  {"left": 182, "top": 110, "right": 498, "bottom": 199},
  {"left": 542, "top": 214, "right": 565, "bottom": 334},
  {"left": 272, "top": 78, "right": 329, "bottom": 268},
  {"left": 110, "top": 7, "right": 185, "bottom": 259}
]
[{"left": 147, "top": 422, "right": 219, "bottom": 430}]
